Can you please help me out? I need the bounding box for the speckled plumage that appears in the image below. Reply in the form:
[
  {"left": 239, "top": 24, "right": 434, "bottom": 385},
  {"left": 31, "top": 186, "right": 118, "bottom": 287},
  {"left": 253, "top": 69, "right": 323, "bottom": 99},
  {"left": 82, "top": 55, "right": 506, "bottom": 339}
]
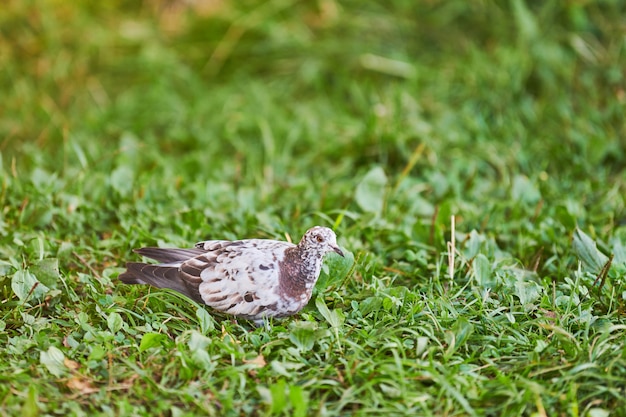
[{"left": 118, "top": 226, "right": 344, "bottom": 324}]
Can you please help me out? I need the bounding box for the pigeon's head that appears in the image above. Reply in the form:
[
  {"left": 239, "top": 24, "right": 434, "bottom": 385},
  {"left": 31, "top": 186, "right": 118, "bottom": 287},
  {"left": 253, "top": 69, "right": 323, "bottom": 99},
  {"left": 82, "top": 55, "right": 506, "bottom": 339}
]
[{"left": 300, "top": 226, "right": 344, "bottom": 257}]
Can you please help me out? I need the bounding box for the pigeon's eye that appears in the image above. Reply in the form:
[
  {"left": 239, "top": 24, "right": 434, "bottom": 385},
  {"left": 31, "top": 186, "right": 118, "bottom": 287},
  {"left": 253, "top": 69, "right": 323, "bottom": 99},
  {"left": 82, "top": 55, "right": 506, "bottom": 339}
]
[{"left": 315, "top": 235, "right": 324, "bottom": 243}]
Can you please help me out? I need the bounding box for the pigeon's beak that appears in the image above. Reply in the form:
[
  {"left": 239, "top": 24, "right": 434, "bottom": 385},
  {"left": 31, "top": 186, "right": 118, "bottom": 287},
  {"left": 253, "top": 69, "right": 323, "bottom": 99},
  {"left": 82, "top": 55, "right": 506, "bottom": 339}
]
[{"left": 332, "top": 245, "right": 344, "bottom": 257}]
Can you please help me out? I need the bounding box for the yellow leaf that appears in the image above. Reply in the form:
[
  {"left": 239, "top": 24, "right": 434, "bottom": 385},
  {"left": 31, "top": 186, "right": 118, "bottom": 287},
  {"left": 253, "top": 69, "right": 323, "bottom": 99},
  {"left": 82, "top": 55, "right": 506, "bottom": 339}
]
[
  {"left": 243, "top": 354, "right": 266, "bottom": 367},
  {"left": 64, "top": 357, "right": 80, "bottom": 371}
]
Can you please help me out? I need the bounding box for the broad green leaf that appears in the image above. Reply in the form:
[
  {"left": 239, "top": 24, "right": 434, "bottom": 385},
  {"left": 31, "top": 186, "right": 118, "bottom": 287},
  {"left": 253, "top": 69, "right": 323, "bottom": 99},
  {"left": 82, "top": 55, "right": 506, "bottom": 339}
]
[
  {"left": 472, "top": 254, "right": 493, "bottom": 287},
  {"left": 555, "top": 204, "right": 576, "bottom": 231},
  {"left": 515, "top": 281, "right": 542, "bottom": 305},
  {"left": 382, "top": 296, "right": 394, "bottom": 311},
  {"left": 270, "top": 361, "right": 294, "bottom": 377},
  {"left": 534, "top": 339, "right": 548, "bottom": 353},
  {"left": 454, "top": 317, "right": 474, "bottom": 344},
  {"left": 188, "top": 331, "right": 212, "bottom": 370},
  {"left": 315, "top": 297, "right": 344, "bottom": 328},
  {"left": 416, "top": 337, "right": 429, "bottom": 356},
  {"left": 0, "top": 259, "right": 16, "bottom": 276},
  {"left": 464, "top": 230, "right": 484, "bottom": 259},
  {"left": 572, "top": 228, "right": 609, "bottom": 273},
  {"left": 88, "top": 345, "right": 106, "bottom": 361},
  {"left": 270, "top": 379, "right": 287, "bottom": 414},
  {"left": 316, "top": 247, "right": 355, "bottom": 291},
  {"left": 107, "top": 312, "right": 123, "bottom": 333},
  {"left": 358, "top": 296, "right": 382, "bottom": 316},
  {"left": 22, "top": 385, "right": 39, "bottom": 417},
  {"left": 511, "top": 175, "right": 541, "bottom": 204},
  {"left": 31, "top": 167, "right": 57, "bottom": 190},
  {"left": 40, "top": 346, "right": 67, "bottom": 377},
  {"left": 11, "top": 270, "right": 50, "bottom": 302},
  {"left": 139, "top": 333, "right": 168, "bottom": 352},
  {"left": 588, "top": 409, "right": 610, "bottom": 417},
  {"left": 379, "top": 383, "right": 402, "bottom": 398},
  {"left": 451, "top": 317, "right": 474, "bottom": 352},
  {"left": 110, "top": 165, "right": 134, "bottom": 197},
  {"left": 30, "top": 258, "right": 60, "bottom": 289},
  {"left": 288, "top": 385, "right": 309, "bottom": 417},
  {"left": 257, "top": 386, "right": 272, "bottom": 405},
  {"left": 315, "top": 297, "right": 332, "bottom": 323},
  {"left": 443, "top": 330, "right": 456, "bottom": 358},
  {"left": 289, "top": 322, "right": 317, "bottom": 351},
  {"left": 188, "top": 331, "right": 211, "bottom": 351},
  {"left": 355, "top": 166, "right": 387, "bottom": 215},
  {"left": 196, "top": 307, "right": 215, "bottom": 334}
]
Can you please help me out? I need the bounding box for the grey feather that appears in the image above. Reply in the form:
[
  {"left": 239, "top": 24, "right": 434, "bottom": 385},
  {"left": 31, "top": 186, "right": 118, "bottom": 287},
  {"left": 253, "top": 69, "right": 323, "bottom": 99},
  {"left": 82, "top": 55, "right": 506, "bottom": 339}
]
[
  {"left": 134, "top": 247, "right": 206, "bottom": 264},
  {"left": 118, "top": 262, "right": 204, "bottom": 303}
]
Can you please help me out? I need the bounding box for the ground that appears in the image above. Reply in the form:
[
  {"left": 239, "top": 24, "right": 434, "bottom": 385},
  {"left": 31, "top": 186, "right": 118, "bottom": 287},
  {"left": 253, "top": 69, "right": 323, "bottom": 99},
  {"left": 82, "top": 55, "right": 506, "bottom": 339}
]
[{"left": 1, "top": 1, "right": 626, "bottom": 416}]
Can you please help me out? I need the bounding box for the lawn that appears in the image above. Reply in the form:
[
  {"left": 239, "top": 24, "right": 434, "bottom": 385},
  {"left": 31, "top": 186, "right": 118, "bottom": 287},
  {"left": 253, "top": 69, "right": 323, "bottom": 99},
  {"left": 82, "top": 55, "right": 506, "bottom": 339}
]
[{"left": 1, "top": 0, "right": 626, "bottom": 415}]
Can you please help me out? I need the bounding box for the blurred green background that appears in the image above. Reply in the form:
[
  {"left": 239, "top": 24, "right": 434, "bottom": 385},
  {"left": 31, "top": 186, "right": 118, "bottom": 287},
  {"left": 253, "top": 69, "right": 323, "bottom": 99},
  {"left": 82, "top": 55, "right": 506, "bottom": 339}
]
[
  {"left": 4, "top": 1, "right": 624, "bottom": 174},
  {"left": 3, "top": 0, "right": 624, "bottom": 246}
]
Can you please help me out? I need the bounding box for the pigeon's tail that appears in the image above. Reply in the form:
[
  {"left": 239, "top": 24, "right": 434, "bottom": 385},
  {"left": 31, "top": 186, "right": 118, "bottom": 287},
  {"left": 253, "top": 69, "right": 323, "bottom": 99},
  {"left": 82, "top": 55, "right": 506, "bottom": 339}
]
[
  {"left": 119, "top": 262, "right": 203, "bottom": 304},
  {"left": 133, "top": 247, "right": 206, "bottom": 264}
]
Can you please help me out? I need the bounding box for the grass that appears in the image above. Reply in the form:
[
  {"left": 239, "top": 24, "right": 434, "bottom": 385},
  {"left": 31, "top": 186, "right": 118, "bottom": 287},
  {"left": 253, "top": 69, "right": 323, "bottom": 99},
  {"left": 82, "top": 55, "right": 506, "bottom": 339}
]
[{"left": 1, "top": 0, "right": 626, "bottom": 415}]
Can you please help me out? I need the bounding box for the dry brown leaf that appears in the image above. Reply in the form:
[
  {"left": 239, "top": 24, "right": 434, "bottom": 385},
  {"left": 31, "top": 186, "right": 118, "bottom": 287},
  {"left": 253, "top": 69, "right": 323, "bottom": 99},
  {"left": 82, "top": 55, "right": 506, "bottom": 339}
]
[
  {"left": 243, "top": 354, "right": 266, "bottom": 367},
  {"left": 64, "top": 357, "right": 80, "bottom": 371},
  {"left": 66, "top": 377, "right": 98, "bottom": 395}
]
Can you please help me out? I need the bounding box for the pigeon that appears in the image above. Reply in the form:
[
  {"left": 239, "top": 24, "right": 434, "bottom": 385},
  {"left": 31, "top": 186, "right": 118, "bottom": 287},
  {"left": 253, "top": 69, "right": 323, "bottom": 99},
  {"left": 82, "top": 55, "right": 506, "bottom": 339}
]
[{"left": 118, "top": 226, "right": 344, "bottom": 324}]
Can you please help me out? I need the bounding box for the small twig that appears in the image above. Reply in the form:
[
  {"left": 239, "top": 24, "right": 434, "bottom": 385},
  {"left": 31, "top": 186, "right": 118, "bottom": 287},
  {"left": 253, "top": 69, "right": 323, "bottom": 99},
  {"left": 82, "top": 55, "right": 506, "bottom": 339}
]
[
  {"left": 531, "top": 247, "right": 544, "bottom": 273},
  {"left": 18, "top": 282, "right": 40, "bottom": 308},
  {"left": 394, "top": 142, "right": 425, "bottom": 192},
  {"left": 447, "top": 215, "right": 455, "bottom": 281},
  {"left": 593, "top": 253, "right": 613, "bottom": 292},
  {"left": 382, "top": 265, "right": 408, "bottom": 276},
  {"left": 73, "top": 251, "right": 101, "bottom": 278}
]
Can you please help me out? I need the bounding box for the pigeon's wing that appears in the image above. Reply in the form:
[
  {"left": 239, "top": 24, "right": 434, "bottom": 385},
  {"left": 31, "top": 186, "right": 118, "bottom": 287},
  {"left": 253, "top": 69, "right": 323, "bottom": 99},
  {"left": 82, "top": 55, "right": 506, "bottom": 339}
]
[{"left": 182, "top": 240, "right": 293, "bottom": 318}]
